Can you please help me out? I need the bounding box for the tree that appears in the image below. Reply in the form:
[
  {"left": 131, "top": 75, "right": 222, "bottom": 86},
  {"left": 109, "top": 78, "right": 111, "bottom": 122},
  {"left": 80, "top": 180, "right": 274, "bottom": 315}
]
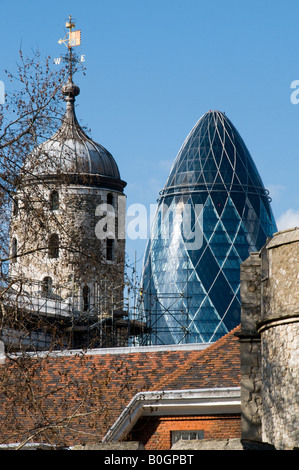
[
  {"left": 0, "top": 47, "right": 136, "bottom": 353},
  {"left": 0, "top": 49, "right": 66, "bottom": 272},
  {"left": 0, "top": 349, "right": 142, "bottom": 449},
  {"left": 0, "top": 47, "right": 145, "bottom": 448},
  {"left": 0, "top": 50, "right": 69, "bottom": 351}
]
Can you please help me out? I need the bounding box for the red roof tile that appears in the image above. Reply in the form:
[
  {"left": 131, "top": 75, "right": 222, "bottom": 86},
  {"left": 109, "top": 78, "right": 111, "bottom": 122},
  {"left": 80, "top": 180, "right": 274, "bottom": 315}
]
[{"left": 0, "top": 325, "right": 240, "bottom": 446}]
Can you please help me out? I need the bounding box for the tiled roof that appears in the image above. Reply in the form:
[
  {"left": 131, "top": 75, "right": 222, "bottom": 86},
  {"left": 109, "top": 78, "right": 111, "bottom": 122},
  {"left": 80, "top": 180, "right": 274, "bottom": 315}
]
[
  {"left": 0, "top": 325, "right": 240, "bottom": 447},
  {"left": 166, "top": 324, "right": 241, "bottom": 390}
]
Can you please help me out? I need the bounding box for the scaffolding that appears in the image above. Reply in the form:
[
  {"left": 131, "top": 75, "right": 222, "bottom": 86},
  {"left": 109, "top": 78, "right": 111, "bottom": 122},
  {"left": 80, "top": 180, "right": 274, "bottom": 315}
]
[
  {"left": 137, "top": 250, "right": 195, "bottom": 345},
  {"left": 0, "top": 275, "right": 149, "bottom": 352},
  {"left": 138, "top": 289, "right": 191, "bottom": 345},
  {"left": 0, "top": 265, "right": 195, "bottom": 351}
]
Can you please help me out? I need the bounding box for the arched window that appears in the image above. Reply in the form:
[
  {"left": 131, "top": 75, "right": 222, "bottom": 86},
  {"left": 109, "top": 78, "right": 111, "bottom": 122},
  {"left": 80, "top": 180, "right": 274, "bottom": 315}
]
[
  {"left": 48, "top": 233, "right": 59, "bottom": 258},
  {"left": 106, "top": 238, "right": 114, "bottom": 261},
  {"left": 50, "top": 190, "right": 59, "bottom": 211},
  {"left": 12, "top": 198, "right": 19, "bottom": 217},
  {"left": 11, "top": 237, "right": 17, "bottom": 262},
  {"left": 107, "top": 193, "right": 113, "bottom": 207},
  {"left": 82, "top": 285, "right": 90, "bottom": 312},
  {"left": 42, "top": 276, "right": 53, "bottom": 295}
]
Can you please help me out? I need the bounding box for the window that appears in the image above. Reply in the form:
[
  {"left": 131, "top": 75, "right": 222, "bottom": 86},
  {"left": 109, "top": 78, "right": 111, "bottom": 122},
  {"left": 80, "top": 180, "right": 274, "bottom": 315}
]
[
  {"left": 82, "top": 285, "right": 90, "bottom": 311},
  {"left": 106, "top": 238, "right": 114, "bottom": 261},
  {"left": 50, "top": 190, "right": 59, "bottom": 211},
  {"left": 48, "top": 233, "right": 59, "bottom": 258},
  {"left": 12, "top": 198, "right": 19, "bottom": 216},
  {"left": 42, "top": 276, "right": 53, "bottom": 295},
  {"left": 11, "top": 237, "right": 17, "bottom": 262},
  {"left": 171, "top": 430, "right": 204, "bottom": 446},
  {"left": 107, "top": 193, "right": 113, "bottom": 207}
]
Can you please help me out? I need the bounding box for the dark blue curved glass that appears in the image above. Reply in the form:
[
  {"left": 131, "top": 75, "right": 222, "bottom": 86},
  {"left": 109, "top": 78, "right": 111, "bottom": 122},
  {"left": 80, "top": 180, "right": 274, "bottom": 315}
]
[{"left": 140, "top": 111, "right": 277, "bottom": 345}]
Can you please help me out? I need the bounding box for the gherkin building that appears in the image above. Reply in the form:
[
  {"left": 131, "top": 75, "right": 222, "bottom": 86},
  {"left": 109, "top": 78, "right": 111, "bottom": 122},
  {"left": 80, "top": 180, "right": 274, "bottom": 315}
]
[{"left": 140, "top": 110, "right": 277, "bottom": 345}]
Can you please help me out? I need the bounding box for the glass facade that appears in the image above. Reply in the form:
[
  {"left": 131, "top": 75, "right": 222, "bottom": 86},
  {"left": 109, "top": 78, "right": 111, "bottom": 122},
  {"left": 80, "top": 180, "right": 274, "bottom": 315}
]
[{"left": 140, "top": 110, "right": 277, "bottom": 345}]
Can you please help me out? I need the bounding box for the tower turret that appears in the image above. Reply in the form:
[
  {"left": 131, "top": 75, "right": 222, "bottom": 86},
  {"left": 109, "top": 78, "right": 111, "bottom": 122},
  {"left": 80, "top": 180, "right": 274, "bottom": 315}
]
[{"left": 8, "top": 17, "right": 127, "bottom": 349}]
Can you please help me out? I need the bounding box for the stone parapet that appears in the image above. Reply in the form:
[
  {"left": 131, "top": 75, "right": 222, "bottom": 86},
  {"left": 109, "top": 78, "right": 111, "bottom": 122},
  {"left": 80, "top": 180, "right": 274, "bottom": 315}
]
[
  {"left": 171, "top": 438, "right": 275, "bottom": 450},
  {"left": 260, "top": 228, "right": 299, "bottom": 449},
  {"left": 239, "top": 228, "right": 299, "bottom": 450},
  {"left": 260, "top": 228, "right": 299, "bottom": 326}
]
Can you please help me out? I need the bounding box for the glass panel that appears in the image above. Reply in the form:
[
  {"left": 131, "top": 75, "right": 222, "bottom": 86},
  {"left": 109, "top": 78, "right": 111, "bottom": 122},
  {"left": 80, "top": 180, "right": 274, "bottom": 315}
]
[
  {"left": 171, "top": 430, "right": 204, "bottom": 445},
  {"left": 50, "top": 190, "right": 59, "bottom": 211},
  {"left": 141, "top": 110, "right": 277, "bottom": 345}
]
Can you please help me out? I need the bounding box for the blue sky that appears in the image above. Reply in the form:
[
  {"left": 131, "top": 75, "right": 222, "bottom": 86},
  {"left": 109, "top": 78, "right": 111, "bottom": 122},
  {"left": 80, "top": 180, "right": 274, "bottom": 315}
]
[{"left": 1, "top": 0, "right": 299, "bottom": 274}]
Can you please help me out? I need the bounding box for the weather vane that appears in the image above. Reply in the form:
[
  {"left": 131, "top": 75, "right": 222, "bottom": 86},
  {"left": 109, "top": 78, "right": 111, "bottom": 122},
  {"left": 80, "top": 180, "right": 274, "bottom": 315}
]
[
  {"left": 54, "top": 15, "right": 85, "bottom": 79},
  {"left": 58, "top": 15, "right": 81, "bottom": 48}
]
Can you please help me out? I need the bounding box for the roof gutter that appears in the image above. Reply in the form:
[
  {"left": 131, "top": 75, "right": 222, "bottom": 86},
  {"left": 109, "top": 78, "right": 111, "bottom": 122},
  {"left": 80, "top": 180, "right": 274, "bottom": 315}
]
[{"left": 103, "top": 387, "right": 241, "bottom": 443}]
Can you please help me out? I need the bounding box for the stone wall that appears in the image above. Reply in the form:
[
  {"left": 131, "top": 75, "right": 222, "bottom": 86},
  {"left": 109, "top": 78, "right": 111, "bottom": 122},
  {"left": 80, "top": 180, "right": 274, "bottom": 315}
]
[
  {"left": 259, "top": 228, "right": 299, "bottom": 450},
  {"left": 239, "top": 228, "right": 299, "bottom": 450},
  {"left": 6, "top": 181, "right": 127, "bottom": 350},
  {"left": 9, "top": 183, "right": 126, "bottom": 304},
  {"left": 238, "top": 252, "right": 263, "bottom": 442},
  {"left": 261, "top": 323, "right": 298, "bottom": 449}
]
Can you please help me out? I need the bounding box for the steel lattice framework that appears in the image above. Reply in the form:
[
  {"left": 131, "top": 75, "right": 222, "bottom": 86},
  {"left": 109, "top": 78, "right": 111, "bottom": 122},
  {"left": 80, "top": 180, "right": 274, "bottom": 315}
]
[{"left": 140, "top": 110, "right": 277, "bottom": 345}]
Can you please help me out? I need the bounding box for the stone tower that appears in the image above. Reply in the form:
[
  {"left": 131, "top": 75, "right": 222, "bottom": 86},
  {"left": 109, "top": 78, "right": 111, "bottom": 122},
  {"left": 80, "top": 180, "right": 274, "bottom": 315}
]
[
  {"left": 239, "top": 227, "right": 299, "bottom": 449},
  {"left": 8, "top": 72, "right": 127, "bottom": 348}
]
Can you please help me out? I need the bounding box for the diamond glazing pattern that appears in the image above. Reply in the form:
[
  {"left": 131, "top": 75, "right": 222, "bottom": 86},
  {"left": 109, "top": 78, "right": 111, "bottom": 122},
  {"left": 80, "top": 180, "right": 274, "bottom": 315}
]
[{"left": 140, "top": 111, "right": 277, "bottom": 344}]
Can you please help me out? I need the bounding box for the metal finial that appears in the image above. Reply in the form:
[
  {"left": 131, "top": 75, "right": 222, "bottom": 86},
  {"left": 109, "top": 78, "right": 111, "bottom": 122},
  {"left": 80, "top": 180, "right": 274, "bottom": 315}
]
[{"left": 58, "top": 15, "right": 81, "bottom": 83}]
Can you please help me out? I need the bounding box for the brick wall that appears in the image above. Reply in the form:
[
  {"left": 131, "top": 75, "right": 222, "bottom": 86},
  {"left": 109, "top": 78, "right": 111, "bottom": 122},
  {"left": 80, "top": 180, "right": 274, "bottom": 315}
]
[{"left": 127, "top": 415, "right": 241, "bottom": 450}]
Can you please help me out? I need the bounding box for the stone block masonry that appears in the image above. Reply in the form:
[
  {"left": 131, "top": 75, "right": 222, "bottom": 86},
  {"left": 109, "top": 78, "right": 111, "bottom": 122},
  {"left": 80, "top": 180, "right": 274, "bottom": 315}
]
[
  {"left": 239, "top": 228, "right": 299, "bottom": 450},
  {"left": 238, "top": 252, "right": 263, "bottom": 442}
]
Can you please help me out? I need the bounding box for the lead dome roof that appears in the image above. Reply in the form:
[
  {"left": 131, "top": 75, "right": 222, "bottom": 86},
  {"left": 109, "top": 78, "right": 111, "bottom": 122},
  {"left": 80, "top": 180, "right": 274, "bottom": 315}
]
[{"left": 26, "top": 79, "right": 126, "bottom": 191}]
